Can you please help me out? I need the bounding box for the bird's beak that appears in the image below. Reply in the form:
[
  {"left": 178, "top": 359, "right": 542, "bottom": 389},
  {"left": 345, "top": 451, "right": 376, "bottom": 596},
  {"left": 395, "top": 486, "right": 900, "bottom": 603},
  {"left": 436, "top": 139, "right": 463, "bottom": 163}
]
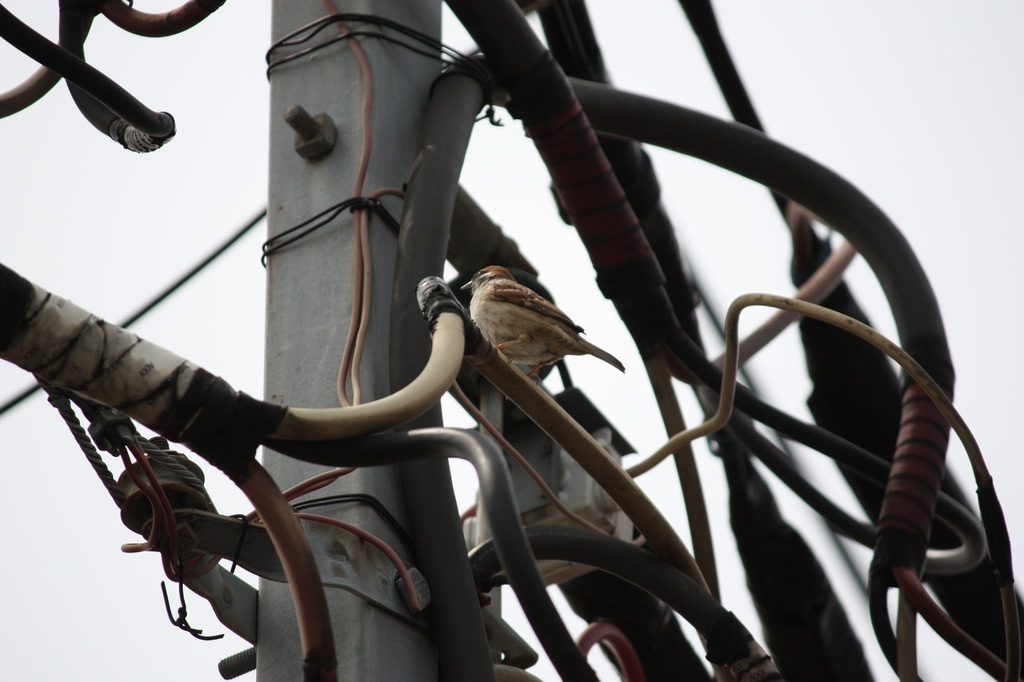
[{"left": 460, "top": 280, "right": 473, "bottom": 291}]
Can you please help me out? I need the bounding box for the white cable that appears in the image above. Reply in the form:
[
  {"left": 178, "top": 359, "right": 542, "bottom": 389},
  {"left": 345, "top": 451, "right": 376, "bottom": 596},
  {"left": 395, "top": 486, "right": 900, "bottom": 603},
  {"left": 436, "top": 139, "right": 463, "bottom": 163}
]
[
  {"left": 0, "top": 283, "right": 200, "bottom": 428},
  {"left": 271, "top": 312, "right": 465, "bottom": 440}
]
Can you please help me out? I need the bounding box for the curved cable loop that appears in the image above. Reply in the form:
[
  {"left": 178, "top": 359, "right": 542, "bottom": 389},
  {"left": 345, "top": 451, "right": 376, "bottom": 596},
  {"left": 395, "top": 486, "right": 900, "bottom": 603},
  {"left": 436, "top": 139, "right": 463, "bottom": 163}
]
[
  {"left": 0, "top": 65, "right": 62, "bottom": 118},
  {"left": 98, "top": 0, "right": 225, "bottom": 38}
]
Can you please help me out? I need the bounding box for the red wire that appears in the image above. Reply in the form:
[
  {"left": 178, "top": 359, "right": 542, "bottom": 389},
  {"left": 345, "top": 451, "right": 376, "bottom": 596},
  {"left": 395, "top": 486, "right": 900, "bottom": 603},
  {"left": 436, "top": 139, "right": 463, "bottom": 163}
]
[
  {"left": 297, "top": 512, "right": 423, "bottom": 613},
  {"left": 576, "top": 621, "right": 647, "bottom": 682},
  {"left": 281, "top": 467, "right": 358, "bottom": 501},
  {"left": 118, "top": 440, "right": 182, "bottom": 577},
  {"left": 240, "top": 460, "right": 337, "bottom": 681},
  {"left": 893, "top": 566, "right": 1013, "bottom": 681}
]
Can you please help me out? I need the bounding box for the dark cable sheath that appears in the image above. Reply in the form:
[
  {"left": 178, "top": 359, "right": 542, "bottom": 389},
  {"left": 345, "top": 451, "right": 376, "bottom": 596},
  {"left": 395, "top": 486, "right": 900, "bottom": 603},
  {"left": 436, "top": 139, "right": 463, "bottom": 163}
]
[
  {"left": 446, "top": 0, "right": 683, "bottom": 356},
  {"left": 713, "top": 430, "right": 876, "bottom": 682},
  {"left": 868, "top": 577, "right": 901, "bottom": 676},
  {"left": 57, "top": 4, "right": 174, "bottom": 151},
  {"left": 686, "top": 341, "right": 987, "bottom": 577},
  {"left": 568, "top": 77, "right": 952, "bottom": 389},
  {"left": 0, "top": 4, "right": 174, "bottom": 148},
  {"left": 558, "top": 566, "right": 712, "bottom": 681},
  {"left": 264, "top": 428, "right": 599, "bottom": 682},
  {"left": 97, "top": 0, "right": 226, "bottom": 38},
  {"left": 677, "top": 0, "right": 765, "bottom": 132},
  {"left": 0, "top": 209, "right": 266, "bottom": 419},
  {"left": 801, "top": 282, "right": 1020, "bottom": 654},
  {"left": 387, "top": 69, "right": 496, "bottom": 682},
  {"left": 724, "top": 412, "right": 873, "bottom": 546},
  {"left": 538, "top": 0, "right": 704, "bottom": 347},
  {"left": 467, "top": 524, "right": 756, "bottom": 669}
]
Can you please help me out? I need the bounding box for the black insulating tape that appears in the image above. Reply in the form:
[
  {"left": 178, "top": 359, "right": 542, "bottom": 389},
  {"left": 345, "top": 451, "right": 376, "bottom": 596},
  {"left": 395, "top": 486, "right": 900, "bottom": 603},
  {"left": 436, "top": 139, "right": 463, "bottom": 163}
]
[
  {"left": 0, "top": 263, "right": 34, "bottom": 351},
  {"left": 595, "top": 253, "right": 680, "bottom": 347},
  {"left": 417, "top": 276, "right": 480, "bottom": 352},
  {"left": 176, "top": 369, "right": 287, "bottom": 483},
  {"left": 503, "top": 52, "right": 574, "bottom": 124},
  {"left": 594, "top": 251, "right": 666, "bottom": 300},
  {"left": 197, "top": 0, "right": 228, "bottom": 11},
  {"left": 704, "top": 610, "right": 753, "bottom": 666},
  {"left": 978, "top": 481, "right": 1014, "bottom": 585},
  {"left": 870, "top": 527, "right": 927, "bottom": 586},
  {"left": 904, "top": 332, "right": 956, "bottom": 396},
  {"left": 607, "top": 142, "right": 662, "bottom": 220}
]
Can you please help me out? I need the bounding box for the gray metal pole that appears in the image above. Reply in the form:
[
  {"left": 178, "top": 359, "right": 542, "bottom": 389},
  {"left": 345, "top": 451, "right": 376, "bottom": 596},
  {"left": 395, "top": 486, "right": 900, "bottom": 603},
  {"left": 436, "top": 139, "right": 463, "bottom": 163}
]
[{"left": 262, "top": 2, "right": 440, "bottom": 679}]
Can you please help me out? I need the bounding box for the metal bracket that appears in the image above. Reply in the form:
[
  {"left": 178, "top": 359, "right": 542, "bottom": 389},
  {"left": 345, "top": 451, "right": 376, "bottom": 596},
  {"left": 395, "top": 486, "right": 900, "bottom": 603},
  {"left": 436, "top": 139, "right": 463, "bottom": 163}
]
[
  {"left": 185, "top": 565, "right": 258, "bottom": 644},
  {"left": 179, "top": 510, "right": 429, "bottom": 629}
]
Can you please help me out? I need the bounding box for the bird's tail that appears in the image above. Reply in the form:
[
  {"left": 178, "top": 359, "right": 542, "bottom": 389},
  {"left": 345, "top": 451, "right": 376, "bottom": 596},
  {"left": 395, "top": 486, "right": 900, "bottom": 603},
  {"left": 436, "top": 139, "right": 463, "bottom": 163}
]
[{"left": 579, "top": 339, "right": 625, "bottom": 373}]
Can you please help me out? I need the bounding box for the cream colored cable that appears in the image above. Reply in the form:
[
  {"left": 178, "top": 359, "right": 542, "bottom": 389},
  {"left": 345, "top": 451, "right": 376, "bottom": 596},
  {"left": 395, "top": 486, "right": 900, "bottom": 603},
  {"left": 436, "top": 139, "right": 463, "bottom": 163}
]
[
  {"left": 714, "top": 240, "right": 857, "bottom": 369},
  {"left": 642, "top": 352, "right": 720, "bottom": 600},
  {"left": 626, "top": 318, "right": 740, "bottom": 477},
  {"left": 271, "top": 312, "right": 464, "bottom": 440},
  {"left": 464, "top": 340, "right": 710, "bottom": 595},
  {"left": 897, "top": 591, "right": 919, "bottom": 682},
  {"left": 735, "top": 294, "right": 989, "bottom": 481},
  {"left": 350, "top": 208, "right": 374, "bottom": 405},
  {"left": 641, "top": 293, "right": 1016, "bottom": 680},
  {"left": 632, "top": 292, "right": 991, "bottom": 485}
]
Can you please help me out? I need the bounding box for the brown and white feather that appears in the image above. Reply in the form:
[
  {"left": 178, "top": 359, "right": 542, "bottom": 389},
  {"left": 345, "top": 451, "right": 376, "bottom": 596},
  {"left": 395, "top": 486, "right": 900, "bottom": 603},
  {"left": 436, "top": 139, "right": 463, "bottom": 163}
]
[{"left": 463, "top": 266, "right": 625, "bottom": 376}]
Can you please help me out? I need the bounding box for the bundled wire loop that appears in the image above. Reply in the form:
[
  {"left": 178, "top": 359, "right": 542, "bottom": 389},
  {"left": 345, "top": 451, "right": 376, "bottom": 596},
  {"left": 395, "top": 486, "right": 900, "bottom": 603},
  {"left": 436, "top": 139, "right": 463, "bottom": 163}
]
[{"left": 261, "top": 196, "right": 400, "bottom": 265}]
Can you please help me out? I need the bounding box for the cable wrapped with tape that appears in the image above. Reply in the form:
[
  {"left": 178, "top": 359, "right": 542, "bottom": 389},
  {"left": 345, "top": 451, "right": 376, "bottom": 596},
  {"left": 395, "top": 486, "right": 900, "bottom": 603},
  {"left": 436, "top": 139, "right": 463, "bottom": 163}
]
[{"left": 0, "top": 262, "right": 283, "bottom": 481}]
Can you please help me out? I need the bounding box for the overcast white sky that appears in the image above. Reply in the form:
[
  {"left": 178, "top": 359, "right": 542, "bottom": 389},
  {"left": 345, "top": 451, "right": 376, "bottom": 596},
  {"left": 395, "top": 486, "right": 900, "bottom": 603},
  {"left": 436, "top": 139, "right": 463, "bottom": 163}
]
[{"left": 1, "top": 2, "right": 1022, "bottom": 680}]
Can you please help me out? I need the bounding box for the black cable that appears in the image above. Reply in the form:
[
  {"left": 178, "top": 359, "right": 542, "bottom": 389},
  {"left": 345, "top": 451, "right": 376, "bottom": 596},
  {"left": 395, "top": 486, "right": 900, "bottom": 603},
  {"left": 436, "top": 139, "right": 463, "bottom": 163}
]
[
  {"left": 0, "top": 209, "right": 266, "bottom": 419},
  {"left": 538, "top": 0, "right": 705, "bottom": 347},
  {"left": 57, "top": 5, "right": 174, "bottom": 150},
  {"left": 678, "top": 0, "right": 806, "bottom": 226},
  {"left": 468, "top": 524, "right": 768, "bottom": 672},
  {"left": 386, "top": 71, "right": 495, "bottom": 682},
  {"left": 262, "top": 197, "right": 399, "bottom": 265},
  {"left": 868, "top": 577, "right": 901, "bottom": 676},
  {"left": 684, "top": 344, "right": 987, "bottom": 572},
  {"left": 470, "top": 525, "right": 724, "bottom": 633},
  {"left": 0, "top": 3, "right": 172, "bottom": 136},
  {"left": 722, "top": 413, "right": 874, "bottom": 546},
  {"left": 0, "top": 4, "right": 169, "bottom": 137},
  {"left": 569, "top": 77, "right": 953, "bottom": 390},
  {"left": 712, "top": 430, "right": 875, "bottom": 682},
  {"left": 264, "top": 428, "right": 599, "bottom": 682}
]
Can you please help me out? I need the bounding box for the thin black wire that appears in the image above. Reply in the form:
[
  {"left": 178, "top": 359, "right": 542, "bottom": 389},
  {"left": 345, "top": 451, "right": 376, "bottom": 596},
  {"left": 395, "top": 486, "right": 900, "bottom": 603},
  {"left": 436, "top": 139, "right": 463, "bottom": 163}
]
[
  {"left": 160, "top": 558, "right": 224, "bottom": 641},
  {"left": 0, "top": 209, "right": 267, "bottom": 419},
  {"left": 227, "top": 514, "right": 250, "bottom": 574},
  {"left": 265, "top": 13, "right": 494, "bottom": 109},
  {"left": 291, "top": 493, "right": 413, "bottom": 549},
  {"left": 261, "top": 197, "right": 400, "bottom": 265}
]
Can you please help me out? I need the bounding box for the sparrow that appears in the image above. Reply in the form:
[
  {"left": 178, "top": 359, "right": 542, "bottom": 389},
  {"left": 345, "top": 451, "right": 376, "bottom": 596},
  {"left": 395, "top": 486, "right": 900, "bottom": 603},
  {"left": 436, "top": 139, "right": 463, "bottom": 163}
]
[{"left": 462, "top": 266, "right": 625, "bottom": 379}]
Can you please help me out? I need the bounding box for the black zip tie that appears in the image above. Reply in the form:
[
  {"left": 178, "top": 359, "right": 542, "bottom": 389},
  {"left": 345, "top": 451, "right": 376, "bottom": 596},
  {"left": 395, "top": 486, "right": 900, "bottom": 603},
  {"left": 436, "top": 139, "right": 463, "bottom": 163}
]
[
  {"left": 476, "top": 104, "right": 503, "bottom": 127},
  {"left": 160, "top": 560, "right": 224, "bottom": 641},
  {"left": 261, "top": 196, "right": 401, "bottom": 265},
  {"left": 227, "top": 514, "right": 251, "bottom": 574}
]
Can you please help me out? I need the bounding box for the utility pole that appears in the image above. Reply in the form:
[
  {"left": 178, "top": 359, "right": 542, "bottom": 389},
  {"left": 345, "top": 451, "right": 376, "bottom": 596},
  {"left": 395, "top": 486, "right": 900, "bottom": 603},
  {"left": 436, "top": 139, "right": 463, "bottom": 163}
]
[{"left": 262, "top": 1, "right": 439, "bottom": 678}]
